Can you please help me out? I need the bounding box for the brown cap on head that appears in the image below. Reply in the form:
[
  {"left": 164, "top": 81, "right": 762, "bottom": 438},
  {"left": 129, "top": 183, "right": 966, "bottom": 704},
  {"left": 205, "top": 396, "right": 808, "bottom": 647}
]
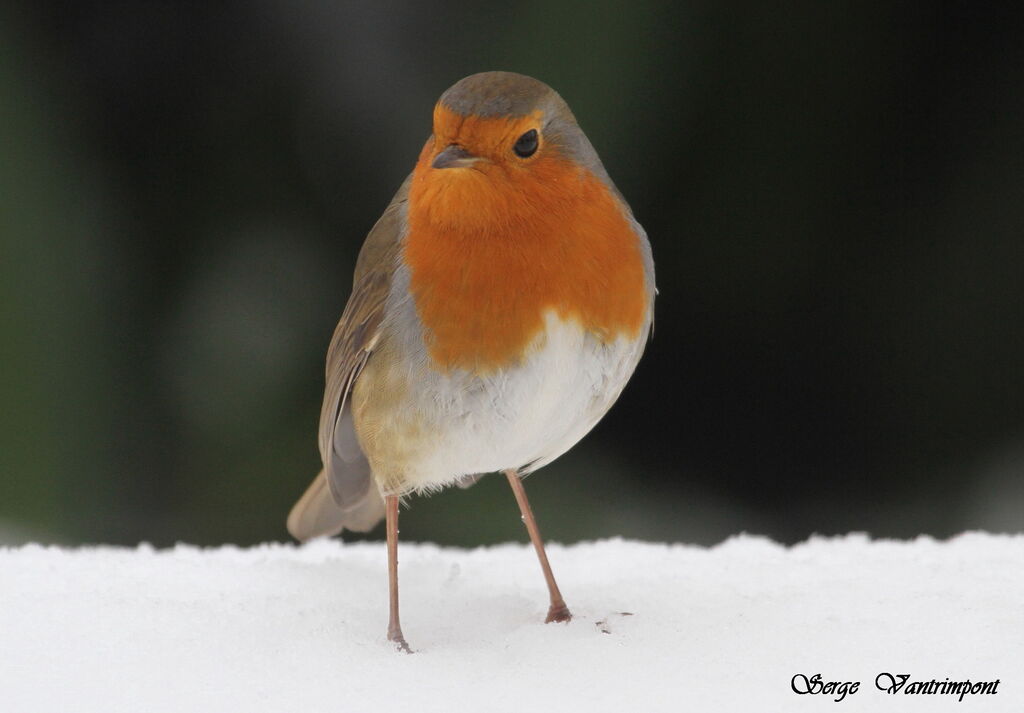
[
  {"left": 434, "top": 71, "right": 620, "bottom": 197},
  {"left": 439, "top": 71, "right": 558, "bottom": 118}
]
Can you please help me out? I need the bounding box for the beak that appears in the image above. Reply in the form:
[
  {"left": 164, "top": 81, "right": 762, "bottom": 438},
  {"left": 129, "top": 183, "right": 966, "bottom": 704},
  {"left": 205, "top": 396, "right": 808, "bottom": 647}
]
[{"left": 432, "top": 144, "right": 480, "bottom": 169}]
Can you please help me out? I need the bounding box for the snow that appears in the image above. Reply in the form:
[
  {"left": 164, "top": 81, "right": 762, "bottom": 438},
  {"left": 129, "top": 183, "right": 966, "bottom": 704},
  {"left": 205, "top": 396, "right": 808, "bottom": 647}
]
[{"left": 1, "top": 533, "right": 1021, "bottom": 712}]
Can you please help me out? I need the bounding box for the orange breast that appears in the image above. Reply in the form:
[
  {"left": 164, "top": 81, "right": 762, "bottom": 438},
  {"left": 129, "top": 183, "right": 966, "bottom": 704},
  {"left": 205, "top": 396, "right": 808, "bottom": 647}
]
[{"left": 404, "top": 142, "right": 648, "bottom": 374}]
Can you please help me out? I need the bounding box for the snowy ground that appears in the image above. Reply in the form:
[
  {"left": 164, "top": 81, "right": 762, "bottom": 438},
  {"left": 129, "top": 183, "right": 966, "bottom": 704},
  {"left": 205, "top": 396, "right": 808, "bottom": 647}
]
[{"left": 1, "top": 533, "right": 1020, "bottom": 712}]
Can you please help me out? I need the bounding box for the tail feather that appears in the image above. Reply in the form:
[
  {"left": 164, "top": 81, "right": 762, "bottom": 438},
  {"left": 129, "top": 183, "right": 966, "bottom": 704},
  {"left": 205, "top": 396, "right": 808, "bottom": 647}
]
[{"left": 287, "top": 470, "right": 385, "bottom": 541}]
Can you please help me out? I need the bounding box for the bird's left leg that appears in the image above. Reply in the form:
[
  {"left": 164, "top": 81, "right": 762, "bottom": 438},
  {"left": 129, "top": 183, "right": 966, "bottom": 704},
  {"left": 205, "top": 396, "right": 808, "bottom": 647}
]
[{"left": 503, "top": 469, "right": 572, "bottom": 623}]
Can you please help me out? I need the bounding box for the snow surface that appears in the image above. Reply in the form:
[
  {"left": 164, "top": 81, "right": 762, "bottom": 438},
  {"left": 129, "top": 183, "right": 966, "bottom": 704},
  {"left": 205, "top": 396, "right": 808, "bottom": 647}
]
[{"left": 1, "top": 533, "right": 1021, "bottom": 712}]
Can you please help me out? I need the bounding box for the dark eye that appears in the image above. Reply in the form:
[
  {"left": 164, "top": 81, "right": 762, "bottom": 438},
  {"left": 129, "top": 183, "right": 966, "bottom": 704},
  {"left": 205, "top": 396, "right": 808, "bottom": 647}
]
[{"left": 513, "top": 129, "right": 539, "bottom": 158}]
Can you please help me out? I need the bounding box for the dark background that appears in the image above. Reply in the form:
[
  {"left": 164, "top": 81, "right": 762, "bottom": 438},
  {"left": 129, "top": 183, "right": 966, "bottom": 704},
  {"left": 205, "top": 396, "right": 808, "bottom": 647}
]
[{"left": 2, "top": 2, "right": 1022, "bottom": 547}]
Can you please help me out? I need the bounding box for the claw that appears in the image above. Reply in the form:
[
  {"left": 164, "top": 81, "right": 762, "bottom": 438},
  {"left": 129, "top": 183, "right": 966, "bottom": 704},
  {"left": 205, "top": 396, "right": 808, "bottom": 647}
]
[
  {"left": 545, "top": 601, "right": 572, "bottom": 623},
  {"left": 388, "top": 631, "right": 414, "bottom": 654}
]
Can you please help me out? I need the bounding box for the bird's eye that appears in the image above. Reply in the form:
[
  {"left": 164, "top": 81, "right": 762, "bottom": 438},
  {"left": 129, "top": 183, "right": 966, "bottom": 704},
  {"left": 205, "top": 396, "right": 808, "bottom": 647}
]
[{"left": 513, "top": 129, "right": 539, "bottom": 158}]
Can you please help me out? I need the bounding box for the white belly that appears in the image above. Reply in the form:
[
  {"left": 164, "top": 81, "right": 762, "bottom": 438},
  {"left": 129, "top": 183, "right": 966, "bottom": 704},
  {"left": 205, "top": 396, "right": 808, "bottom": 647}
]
[{"left": 400, "top": 310, "right": 648, "bottom": 492}]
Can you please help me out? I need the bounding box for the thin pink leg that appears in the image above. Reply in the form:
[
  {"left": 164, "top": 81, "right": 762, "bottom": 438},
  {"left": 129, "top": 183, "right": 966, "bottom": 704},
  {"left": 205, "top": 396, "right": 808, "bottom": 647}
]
[
  {"left": 504, "top": 470, "right": 572, "bottom": 623},
  {"left": 386, "top": 494, "right": 412, "bottom": 652}
]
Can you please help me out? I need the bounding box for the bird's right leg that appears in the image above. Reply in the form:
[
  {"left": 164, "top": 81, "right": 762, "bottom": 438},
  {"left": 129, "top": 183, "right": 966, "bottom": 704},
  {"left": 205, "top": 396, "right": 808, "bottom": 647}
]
[{"left": 386, "top": 494, "right": 412, "bottom": 652}]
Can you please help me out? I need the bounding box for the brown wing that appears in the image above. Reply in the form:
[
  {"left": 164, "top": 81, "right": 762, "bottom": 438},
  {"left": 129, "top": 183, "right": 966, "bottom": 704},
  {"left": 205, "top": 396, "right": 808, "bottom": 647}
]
[{"left": 287, "top": 175, "right": 410, "bottom": 541}]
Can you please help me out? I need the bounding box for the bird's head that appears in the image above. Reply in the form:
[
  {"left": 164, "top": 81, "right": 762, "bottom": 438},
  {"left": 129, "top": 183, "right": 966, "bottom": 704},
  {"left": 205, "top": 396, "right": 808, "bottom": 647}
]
[{"left": 410, "top": 72, "right": 611, "bottom": 232}]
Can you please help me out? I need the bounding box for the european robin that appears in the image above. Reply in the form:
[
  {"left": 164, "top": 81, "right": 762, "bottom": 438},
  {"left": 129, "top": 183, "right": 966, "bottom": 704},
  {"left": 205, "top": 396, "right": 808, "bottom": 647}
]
[{"left": 287, "top": 71, "right": 655, "bottom": 651}]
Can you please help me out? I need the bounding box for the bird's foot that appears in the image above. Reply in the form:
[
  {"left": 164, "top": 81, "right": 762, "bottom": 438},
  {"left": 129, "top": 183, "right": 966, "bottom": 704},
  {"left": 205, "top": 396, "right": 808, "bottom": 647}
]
[
  {"left": 387, "top": 627, "right": 414, "bottom": 653},
  {"left": 545, "top": 600, "right": 572, "bottom": 624}
]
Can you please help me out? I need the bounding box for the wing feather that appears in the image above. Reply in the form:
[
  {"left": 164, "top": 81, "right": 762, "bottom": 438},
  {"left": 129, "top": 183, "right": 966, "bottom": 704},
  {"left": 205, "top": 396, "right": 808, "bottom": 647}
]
[{"left": 288, "top": 176, "right": 410, "bottom": 540}]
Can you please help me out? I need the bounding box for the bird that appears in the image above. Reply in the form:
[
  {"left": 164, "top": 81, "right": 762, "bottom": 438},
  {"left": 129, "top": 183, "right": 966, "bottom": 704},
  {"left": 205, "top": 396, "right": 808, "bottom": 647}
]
[{"left": 287, "top": 71, "right": 655, "bottom": 651}]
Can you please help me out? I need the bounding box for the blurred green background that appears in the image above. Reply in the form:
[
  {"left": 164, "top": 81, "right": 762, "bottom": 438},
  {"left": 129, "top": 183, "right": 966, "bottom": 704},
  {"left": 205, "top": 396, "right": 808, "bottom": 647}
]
[{"left": 2, "top": 2, "right": 1022, "bottom": 547}]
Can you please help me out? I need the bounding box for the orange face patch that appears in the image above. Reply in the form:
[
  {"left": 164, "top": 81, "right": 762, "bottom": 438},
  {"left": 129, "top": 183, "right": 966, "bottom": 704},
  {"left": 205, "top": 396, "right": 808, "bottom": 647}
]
[{"left": 405, "top": 105, "right": 648, "bottom": 373}]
